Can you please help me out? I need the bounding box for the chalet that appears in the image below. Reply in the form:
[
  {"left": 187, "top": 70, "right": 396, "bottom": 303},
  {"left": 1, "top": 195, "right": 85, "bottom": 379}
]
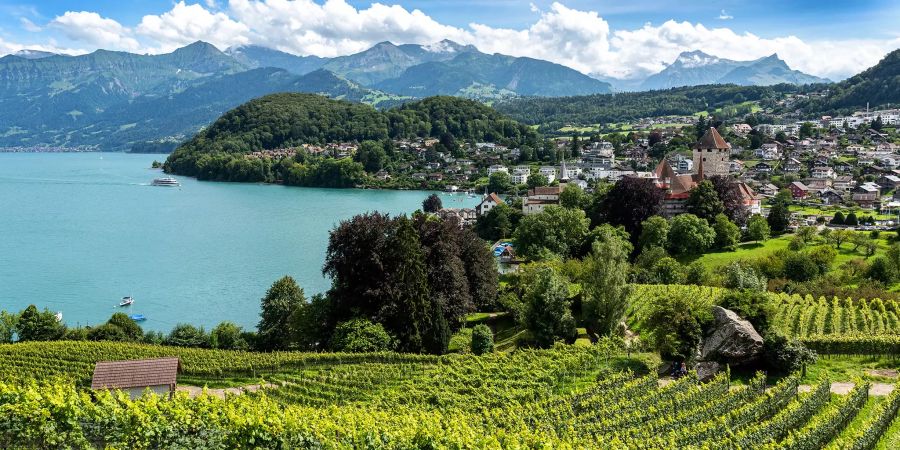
[
  {"left": 91, "top": 357, "right": 180, "bottom": 399},
  {"left": 803, "top": 178, "right": 831, "bottom": 192},
  {"left": 732, "top": 123, "right": 752, "bottom": 135},
  {"left": 730, "top": 160, "right": 745, "bottom": 173},
  {"left": 784, "top": 158, "right": 803, "bottom": 173},
  {"left": 736, "top": 182, "right": 762, "bottom": 215},
  {"left": 758, "top": 183, "right": 780, "bottom": 197},
  {"left": 523, "top": 185, "right": 563, "bottom": 215},
  {"left": 832, "top": 162, "right": 853, "bottom": 173},
  {"left": 819, "top": 189, "right": 844, "bottom": 205},
  {"left": 756, "top": 143, "right": 782, "bottom": 161},
  {"left": 427, "top": 173, "right": 444, "bottom": 182},
  {"left": 811, "top": 166, "right": 836, "bottom": 179},
  {"left": 852, "top": 184, "right": 881, "bottom": 209},
  {"left": 879, "top": 175, "right": 900, "bottom": 190},
  {"left": 476, "top": 193, "right": 504, "bottom": 216},
  {"left": 833, "top": 176, "right": 856, "bottom": 191},
  {"left": 789, "top": 181, "right": 810, "bottom": 199},
  {"left": 753, "top": 162, "right": 773, "bottom": 174}
]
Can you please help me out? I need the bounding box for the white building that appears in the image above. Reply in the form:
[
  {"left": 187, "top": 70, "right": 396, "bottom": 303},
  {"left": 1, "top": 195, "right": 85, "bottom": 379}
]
[{"left": 487, "top": 165, "right": 508, "bottom": 175}]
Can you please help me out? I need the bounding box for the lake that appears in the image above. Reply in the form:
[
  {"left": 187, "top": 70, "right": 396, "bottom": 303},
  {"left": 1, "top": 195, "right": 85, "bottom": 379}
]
[{"left": 0, "top": 153, "right": 479, "bottom": 331}]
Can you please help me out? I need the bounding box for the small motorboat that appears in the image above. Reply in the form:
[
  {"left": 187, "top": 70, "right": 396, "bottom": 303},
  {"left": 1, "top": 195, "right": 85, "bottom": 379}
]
[
  {"left": 119, "top": 296, "right": 134, "bottom": 307},
  {"left": 54, "top": 312, "right": 63, "bottom": 322},
  {"left": 151, "top": 177, "right": 180, "bottom": 187},
  {"left": 129, "top": 314, "right": 147, "bottom": 322}
]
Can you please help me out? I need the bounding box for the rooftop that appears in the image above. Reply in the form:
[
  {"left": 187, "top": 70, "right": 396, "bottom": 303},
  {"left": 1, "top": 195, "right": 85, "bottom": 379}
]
[{"left": 91, "top": 357, "right": 180, "bottom": 390}]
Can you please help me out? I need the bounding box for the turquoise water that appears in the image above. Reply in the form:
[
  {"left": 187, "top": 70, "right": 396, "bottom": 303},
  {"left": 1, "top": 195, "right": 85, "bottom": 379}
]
[{"left": 0, "top": 153, "right": 478, "bottom": 331}]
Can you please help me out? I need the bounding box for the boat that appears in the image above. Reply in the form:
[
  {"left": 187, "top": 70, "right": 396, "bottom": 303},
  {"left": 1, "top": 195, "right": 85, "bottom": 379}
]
[
  {"left": 129, "top": 314, "right": 147, "bottom": 322},
  {"left": 54, "top": 312, "right": 63, "bottom": 322},
  {"left": 151, "top": 177, "right": 180, "bottom": 187},
  {"left": 119, "top": 296, "right": 134, "bottom": 307}
]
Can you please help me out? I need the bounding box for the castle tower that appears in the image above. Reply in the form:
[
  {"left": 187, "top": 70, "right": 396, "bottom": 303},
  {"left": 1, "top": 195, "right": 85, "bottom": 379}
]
[{"left": 693, "top": 127, "right": 730, "bottom": 178}]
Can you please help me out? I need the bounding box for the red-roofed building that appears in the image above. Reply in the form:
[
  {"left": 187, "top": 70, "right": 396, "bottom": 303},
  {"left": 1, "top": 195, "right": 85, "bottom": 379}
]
[
  {"left": 91, "top": 357, "right": 180, "bottom": 399},
  {"left": 476, "top": 192, "right": 504, "bottom": 216}
]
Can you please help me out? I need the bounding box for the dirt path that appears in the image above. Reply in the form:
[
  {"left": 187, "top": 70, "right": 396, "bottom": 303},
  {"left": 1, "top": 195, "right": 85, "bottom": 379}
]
[
  {"left": 797, "top": 382, "right": 894, "bottom": 396},
  {"left": 177, "top": 383, "right": 274, "bottom": 399}
]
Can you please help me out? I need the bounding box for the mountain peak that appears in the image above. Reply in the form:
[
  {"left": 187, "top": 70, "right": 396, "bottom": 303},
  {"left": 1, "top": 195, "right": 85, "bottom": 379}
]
[
  {"left": 673, "top": 50, "right": 722, "bottom": 68},
  {"left": 173, "top": 41, "right": 222, "bottom": 55},
  {"left": 11, "top": 49, "right": 57, "bottom": 60}
]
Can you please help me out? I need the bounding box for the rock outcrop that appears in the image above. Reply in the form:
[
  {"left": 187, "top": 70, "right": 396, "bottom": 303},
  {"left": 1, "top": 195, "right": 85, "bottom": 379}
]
[{"left": 700, "top": 306, "right": 764, "bottom": 365}]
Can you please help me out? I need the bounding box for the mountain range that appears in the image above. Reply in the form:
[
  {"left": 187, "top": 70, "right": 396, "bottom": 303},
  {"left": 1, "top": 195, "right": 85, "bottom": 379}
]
[{"left": 603, "top": 50, "right": 830, "bottom": 92}]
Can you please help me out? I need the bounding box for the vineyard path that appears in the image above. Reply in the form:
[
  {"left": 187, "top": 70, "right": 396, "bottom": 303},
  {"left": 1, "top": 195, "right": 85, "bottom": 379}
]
[{"left": 177, "top": 383, "right": 275, "bottom": 399}]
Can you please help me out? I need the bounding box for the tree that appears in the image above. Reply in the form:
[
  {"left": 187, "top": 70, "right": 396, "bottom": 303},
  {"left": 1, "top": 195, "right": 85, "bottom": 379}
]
[
  {"left": 422, "top": 194, "right": 442, "bottom": 213},
  {"left": 799, "top": 122, "right": 815, "bottom": 139},
  {"left": 521, "top": 266, "right": 576, "bottom": 348},
  {"left": 458, "top": 228, "right": 500, "bottom": 311},
  {"left": 686, "top": 180, "right": 725, "bottom": 222},
  {"left": 845, "top": 212, "right": 859, "bottom": 226},
  {"left": 708, "top": 176, "right": 749, "bottom": 225},
  {"left": 651, "top": 257, "right": 687, "bottom": 284},
  {"left": 638, "top": 216, "right": 669, "bottom": 250},
  {"left": 331, "top": 318, "right": 394, "bottom": 352},
  {"left": 526, "top": 173, "right": 549, "bottom": 189},
  {"left": 514, "top": 205, "right": 589, "bottom": 259},
  {"left": 0, "top": 311, "right": 17, "bottom": 343},
  {"left": 211, "top": 322, "right": 248, "bottom": 350},
  {"left": 831, "top": 211, "right": 846, "bottom": 225},
  {"left": 471, "top": 324, "right": 494, "bottom": 355},
  {"left": 796, "top": 226, "right": 817, "bottom": 244},
  {"left": 783, "top": 253, "right": 820, "bottom": 282},
  {"left": 713, "top": 214, "right": 740, "bottom": 250},
  {"left": 165, "top": 324, "right": 209, "bottom": 347},
  {"left": 16, "top": 305, "right": 65, "bottom": 342},
  {"left": 288, "top": 293, "right": 331, "bottom": 351},
  {"left": 107, "top": 312, "right": 143, "bottom": 341},
  {"left": 474, "top": 204, "right": 522, "bottom": 242},
  {"left": 684, "top": 261, "right": 709, "bottom": 285},
  {"left": 559, "top": 184, "right": 588, "bottom": 209},
  {"left": 645, "top": 290, "right": 710, "bottom": 361},
  {"left": 353, "top": 140, "right": 386, "bottom": 173},
  {"left": 866, "top": 257, "right": 894, "bottom": 284},
  {"left": 581, "top": 238, "right": 632, "bottom": 338},
  {"left": 722, "top": 261, "right": 767, "bottom": 291},
  {"left": 257, "top": 276, "right": 306, "bottom": 351},
  {"left": 767, "top": 198, "right": 791, "bottom": 233},
  {"left": 415, "top": 214, "right": 474, "bottom": 330},
  {"left": 719, "top": 290, "right": 774, "bottom": 334},
  {"left": 747, "top": 214, "right": 771, "bottom": 243},
  {"left": 667, "top": 214, "right": 716, "bottom": 256},
  {"left": 597, "top": 177, "right": 664, "bottom": 237},
  {"left": 829, "top": 229, "right": 851, "bottom": 248},
  {"left": 488, "top": 171, "right": 512, "bottom": 194},
  {"left": 87, "top": 323, "right": 128, "bottom": 342}
]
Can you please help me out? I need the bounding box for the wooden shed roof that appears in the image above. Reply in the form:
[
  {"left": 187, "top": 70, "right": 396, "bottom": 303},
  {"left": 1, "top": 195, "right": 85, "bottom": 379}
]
[{"left": 91, "top": 357, "right": 180, "bottom": 390}]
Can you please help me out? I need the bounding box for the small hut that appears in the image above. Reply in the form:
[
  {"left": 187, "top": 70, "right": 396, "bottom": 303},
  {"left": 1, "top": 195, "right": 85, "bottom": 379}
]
[{"left": 91, "top": 357, "right": 180, "bottom": 399}]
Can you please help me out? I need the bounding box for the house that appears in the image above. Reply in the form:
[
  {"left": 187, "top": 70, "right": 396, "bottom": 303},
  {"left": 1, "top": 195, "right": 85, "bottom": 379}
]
[
  {"left": 789, "top": 181, "right": 810, "bottom": 199},
  {"left": 487, "top": 165, "right": 508, "bottom": 175},
  {"left": 753, "top": 162, "right": 773, "bottom": 174},
  {"left": 736, "top": 182, "right": 762, "bottom": 215},
  {"left": 879, "top": 175, "right": 900, "bottom": 190},
  {"left": 522, "top": 185, "right": 563, "bottom": 215},
  {"left": 811, "top": 166, "right": 836, "bottom": 179},
  {"left": 730, "top": 160, "right": 745, "bottom": 173},
  {"left": 511, "top": 167, "right": 530, "bottom": 185},
  {"left": 852, "top": 184, "right": 881, "bottom": 209},
  {"left": 654, "top": 160, "right": 699, "bottom": 217},
  {"left": 758, "top": 183, "right": 780, "bottom": 197},
  {"left": 834, "top": 176, "right": 856, "bottom": 191},
  {"left": 538, "top": 166, "right": 558, "bottom": 183},
  {"left": 91, "top": 357, "right": 180, "bottom": 399},
  {"left": 732, "top": 123, "right": 753, "bottom": 135},
  {"left": 755, "top": 143, "right": 781, "bottom": 161},
  {"left": 819, "top": 189, "right": 844, "bottom": 205},
  {"left": 476, "top": 193, "right": 504, "bottom": 216},
  {"left": 784, "top": 158, "right": 803, "bottom": 173},
  {"left": 438, "top": 208, "right": 477, "bottom": 227}
]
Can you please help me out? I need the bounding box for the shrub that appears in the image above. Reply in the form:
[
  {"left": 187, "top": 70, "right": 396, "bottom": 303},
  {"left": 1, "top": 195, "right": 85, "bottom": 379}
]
[
  {"left": 87, "top": 323, "right": 128, "bottom": 342},
  {"left": 723, "top": 261, "right": 767, "bottom": 291},
  {"left": 718, "top": 290, "right": 773, "bottom": 334},
  {"left": 164, "top": 324, "right": 209, "bottom": 348},
  {"left": 471, "top": 324, "right": 495, "bottom": 355},
  {"left": 764, "top": 331, "right": 817, "bottom": 374},
  {"left": 783, "top": 252, "right": 820, "bottom": 282},
  {"left": 330, "top": 319, "right": 394, "bottom": 353}
]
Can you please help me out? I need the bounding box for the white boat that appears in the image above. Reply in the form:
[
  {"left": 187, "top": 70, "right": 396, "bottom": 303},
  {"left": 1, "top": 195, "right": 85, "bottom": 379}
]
[
  {"left": 151, "top": 177, "right": 180, "bottom": 187},
  {"left": 119, "top": 296, "right": 134, "bottom": 307},
  {"left": 54, "top": 312, "right": 62, "bottom": 322}
]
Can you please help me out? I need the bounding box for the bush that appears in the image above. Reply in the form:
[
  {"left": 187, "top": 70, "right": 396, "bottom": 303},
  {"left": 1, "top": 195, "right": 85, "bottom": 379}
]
[
  {"left": 107, "top": 312, "right": 143, "bottom": 341},
  {"left": 764, "top": 331, "right": 817, "bottom": 374},
  {"left": 783, "top": 252, "right": 820, "bottom": 282},
  {"left": 718, "top": 290, "right": 773, "bottom": 334},
  {"left": 471, "top": 324, "right": 495, "bottom": 355},
  {"left": 211, "top": 322, "right": 248, "bottom": 350},
  {"left": 866, "top": 257, "right": 895, "bottom": 284},
  {"left": 722, "top": 261, "right": 767, "bottom": 291},
  {"left": 87, "top": 323, "right": 128, "bottom": 342},
  {"left": 164, "top": 324, "right": 209, "bottom": 348},
  {"left": 330, "top": 319, "right": 394, "bottom": 353}
]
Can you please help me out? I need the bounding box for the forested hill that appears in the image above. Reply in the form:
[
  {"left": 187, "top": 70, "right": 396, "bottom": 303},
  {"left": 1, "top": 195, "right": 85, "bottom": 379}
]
[
  {"left": 494, "top": 84, "right": 802, "bottom": 132},
  {"left": 163, "top": 93, "right": 538, "bottom": 184},
  {"left": 792, "top": 48, "right": 900, "bottom": 114}
]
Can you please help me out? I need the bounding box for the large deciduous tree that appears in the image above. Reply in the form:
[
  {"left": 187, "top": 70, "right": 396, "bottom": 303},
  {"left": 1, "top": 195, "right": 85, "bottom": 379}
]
[
  {"left": 521, "top": 266, "right": 576, "bottom": 348},
  {"left": 514, "top": 205, "right": 589, "bottom": 259},
  {"left": 422, "top": 194, "right": 442, "bottom": 213},
  {"left": 686, "top": 180, "right": 724, "bottom": 223},
  {"left": 598, "top": 177, "right": 664, "bottom": 238},
  {"left": 667, "top": 214, "right": 716, "bottom": 256},
  {"left": 258, "top": 276, "right": 306, "bottom": 351},
  {"left": 581, "top": 235, "right": 632, "bottom": 338},
  {"left": 16, "top": 305, "right": 65, "bottom": 342},
  {"left": 708, "top": 175, "right": 749, "bottom": 225}
]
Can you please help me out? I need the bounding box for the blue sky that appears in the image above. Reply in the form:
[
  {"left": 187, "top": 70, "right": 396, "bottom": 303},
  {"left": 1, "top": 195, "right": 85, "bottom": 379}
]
[{"left": 1, "top": 0, "right": 898, "bottom": 80}]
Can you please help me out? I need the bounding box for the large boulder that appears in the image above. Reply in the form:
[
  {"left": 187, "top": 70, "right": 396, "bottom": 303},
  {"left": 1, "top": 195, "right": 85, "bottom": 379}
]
[
  {"left": 699, "top": 306, "right": 764, "bottom": 366},
  {"left": 695, "top": 361, "right": 721, "bottom": 382}
]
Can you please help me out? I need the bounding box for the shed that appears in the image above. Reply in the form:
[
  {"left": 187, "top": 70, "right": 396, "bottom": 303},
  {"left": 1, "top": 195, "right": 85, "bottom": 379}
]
[{"left": 91, "top": 357, "right": 180, "bottom": 399}]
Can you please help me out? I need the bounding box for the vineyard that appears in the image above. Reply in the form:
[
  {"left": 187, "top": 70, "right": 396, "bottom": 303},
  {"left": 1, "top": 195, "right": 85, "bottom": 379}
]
[
  {"left": 770, "top": 293, "right": 900, "bottom": 355},
  {"left": 1, "top": 341, "right": 900, "bottom": 448}
]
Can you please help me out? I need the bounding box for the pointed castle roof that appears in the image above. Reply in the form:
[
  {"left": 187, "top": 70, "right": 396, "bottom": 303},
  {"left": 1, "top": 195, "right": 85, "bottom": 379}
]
[{"left": 694, "top": 127, "right": 731, "bottom": 150}]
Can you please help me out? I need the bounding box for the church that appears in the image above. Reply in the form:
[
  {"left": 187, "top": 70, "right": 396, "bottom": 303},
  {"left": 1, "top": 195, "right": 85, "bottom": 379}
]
[{"left": 654, "top": 127, "right": 760, "bottom": 217}]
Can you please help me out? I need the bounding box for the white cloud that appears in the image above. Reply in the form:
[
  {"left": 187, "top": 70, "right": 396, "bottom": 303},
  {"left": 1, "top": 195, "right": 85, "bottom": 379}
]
[
  {"left": 19, "top": 17, "right": 42, "bottom": 33},
  {"left": 718, "top": 9, "right": 733, "bottom": 20},
  {"left": 23, "top": 1, "right": 899, "bottom": 81},
  {"left": 0, "top": 36, "right": 85, "bottom": 56},
  {"left": 49, "top": 11, "right": 140, "bottom": 52},
  {"left": 136, "top": 1, "right": 249, "bottom": 52}
]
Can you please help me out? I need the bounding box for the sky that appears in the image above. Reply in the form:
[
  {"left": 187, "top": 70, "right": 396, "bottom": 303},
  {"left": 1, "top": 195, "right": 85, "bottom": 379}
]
[{"left": 0, "top": 0, "right": 898, "bottom": 81}]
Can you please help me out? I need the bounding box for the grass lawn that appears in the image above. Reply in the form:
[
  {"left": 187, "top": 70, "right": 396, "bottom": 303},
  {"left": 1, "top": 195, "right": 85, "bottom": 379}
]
[
  {"left": 801, "top": 355, "right": 900, "bottom": 385},
  {"left": 689, "top": 231, "right": 892, "bottom": 273},
  {"left": 688, "top": 235, "right": 792, "bottom": 269}
]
